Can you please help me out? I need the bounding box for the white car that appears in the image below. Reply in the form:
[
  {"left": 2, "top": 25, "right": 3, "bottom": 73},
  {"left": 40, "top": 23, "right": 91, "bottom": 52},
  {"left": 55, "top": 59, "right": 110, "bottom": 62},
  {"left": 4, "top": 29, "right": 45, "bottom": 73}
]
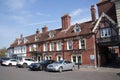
[
  {"left": 16, "top": 58, "right": 37, "bottom": 68},
  {"left": 2, "top": 59, "right": 18, "bottom": 66},
  {"left": 47, "top": 60, "right": 75, "bottom": 72}
]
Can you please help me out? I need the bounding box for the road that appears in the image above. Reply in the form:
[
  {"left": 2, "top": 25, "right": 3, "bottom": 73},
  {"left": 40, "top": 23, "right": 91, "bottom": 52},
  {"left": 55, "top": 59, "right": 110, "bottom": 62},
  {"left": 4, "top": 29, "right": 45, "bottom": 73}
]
[{"left": 0, "top": 66, "right": 120, "bottom": 80}]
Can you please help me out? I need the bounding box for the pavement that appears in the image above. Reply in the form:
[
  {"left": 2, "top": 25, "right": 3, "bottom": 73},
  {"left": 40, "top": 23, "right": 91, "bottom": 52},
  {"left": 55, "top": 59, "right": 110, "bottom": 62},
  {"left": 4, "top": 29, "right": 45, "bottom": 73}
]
[{"left": 75, "top": 65, "right": 120, "bottom": 73}]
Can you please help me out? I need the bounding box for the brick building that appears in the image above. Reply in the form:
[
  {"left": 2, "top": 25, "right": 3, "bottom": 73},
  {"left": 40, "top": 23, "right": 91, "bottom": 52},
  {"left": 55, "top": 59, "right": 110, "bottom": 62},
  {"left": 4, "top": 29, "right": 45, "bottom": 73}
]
[{"left": 8, "top": 0, "right": 120, "bottom": 67}]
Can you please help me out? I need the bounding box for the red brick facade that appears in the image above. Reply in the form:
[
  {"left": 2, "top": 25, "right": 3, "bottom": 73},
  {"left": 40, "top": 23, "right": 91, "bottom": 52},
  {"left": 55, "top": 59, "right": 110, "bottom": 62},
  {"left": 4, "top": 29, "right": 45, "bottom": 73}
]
[{"left": 8, "top": 0, "right": 120, "bottom": 67}]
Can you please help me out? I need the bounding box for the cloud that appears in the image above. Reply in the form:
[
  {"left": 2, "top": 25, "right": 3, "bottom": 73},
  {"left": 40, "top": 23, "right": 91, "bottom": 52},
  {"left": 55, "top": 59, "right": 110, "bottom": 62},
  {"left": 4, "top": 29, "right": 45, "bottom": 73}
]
[
  {"left": 72, "top": 17, "right": 91, "bottom": 25},
  {"left": 70, "top": 8, "right": 83, "bottom": 17},
  {"left": 5, "top": 0, "right": 36, "bottom": 11},
  {"left": 26, "top": 20, "right": 59, "bottom": 26},
  {"left": 36, "top": 12, "right": 51, "bottom": 17}
]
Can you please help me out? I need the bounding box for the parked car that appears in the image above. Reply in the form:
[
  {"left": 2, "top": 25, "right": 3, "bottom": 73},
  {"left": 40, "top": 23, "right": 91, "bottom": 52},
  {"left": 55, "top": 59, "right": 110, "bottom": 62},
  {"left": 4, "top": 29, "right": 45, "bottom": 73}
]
[
  {"left": 29, "top": 60, "right": 55, "bottom": 71},
  {"left": 16, "top": 58, "right": 37, "bottom": 68},
  {"left": 47, "top": 60, "right": 75, "bottom": 72},
  {"left": 2, "top": 59, "right": 18, "bottom": 66},
  {"left": 0, "top": 57, "right": 12, "bottom": 65}
]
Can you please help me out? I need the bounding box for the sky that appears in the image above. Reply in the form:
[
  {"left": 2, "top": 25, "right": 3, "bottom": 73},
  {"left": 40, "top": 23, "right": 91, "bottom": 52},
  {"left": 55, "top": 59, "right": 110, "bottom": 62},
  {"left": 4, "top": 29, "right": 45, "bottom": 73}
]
[{"left": 0, "top": 0, "right": 98, "bottom": 49}]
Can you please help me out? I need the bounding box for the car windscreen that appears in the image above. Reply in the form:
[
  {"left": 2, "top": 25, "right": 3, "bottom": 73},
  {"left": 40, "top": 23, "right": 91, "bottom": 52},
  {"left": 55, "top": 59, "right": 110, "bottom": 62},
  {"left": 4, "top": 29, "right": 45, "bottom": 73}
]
[{"left": 55, "top": 60, "right": 63, "bottom": 64}]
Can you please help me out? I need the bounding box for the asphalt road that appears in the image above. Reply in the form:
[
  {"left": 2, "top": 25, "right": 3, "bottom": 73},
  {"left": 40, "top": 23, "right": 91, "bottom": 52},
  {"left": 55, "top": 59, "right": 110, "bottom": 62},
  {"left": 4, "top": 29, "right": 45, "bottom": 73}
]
[{"left": 0, "top": 65, "right": 120, "bottom": 80}]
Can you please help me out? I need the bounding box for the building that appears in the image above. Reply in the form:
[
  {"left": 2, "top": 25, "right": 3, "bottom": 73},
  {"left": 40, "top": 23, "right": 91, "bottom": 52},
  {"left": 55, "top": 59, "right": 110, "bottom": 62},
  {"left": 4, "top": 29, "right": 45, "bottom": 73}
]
[{"left": 8, "top": 0, "right": 120, "bottom": 67}]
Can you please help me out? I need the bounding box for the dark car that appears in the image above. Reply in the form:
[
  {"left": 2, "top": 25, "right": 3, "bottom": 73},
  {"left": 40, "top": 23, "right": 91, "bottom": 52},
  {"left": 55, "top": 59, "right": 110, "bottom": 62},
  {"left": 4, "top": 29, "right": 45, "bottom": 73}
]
[
  {"left": 29, "top": 60, "right": 55, "bottom": 71},
  {"left": 0, "top": 57, "right": 11, "bottom": 65}
]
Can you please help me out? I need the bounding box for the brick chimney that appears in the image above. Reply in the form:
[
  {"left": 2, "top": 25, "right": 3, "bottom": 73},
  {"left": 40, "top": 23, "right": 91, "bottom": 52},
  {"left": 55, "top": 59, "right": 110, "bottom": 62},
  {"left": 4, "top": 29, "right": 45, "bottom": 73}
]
[
  {"left": 61, "top": 14, "right": 71, "bottom": 30},
  {"left": 91, "top": 5, "right": 96, "bottom": 22},
  {"left": 42, "top": 26, "right": 48, "bottom": 33},
  {"left": 36, "top": 28, "right": 40, "bottom": 34},
  {"left": 20, "top": 34, "right": 23, "bottom": 39}
]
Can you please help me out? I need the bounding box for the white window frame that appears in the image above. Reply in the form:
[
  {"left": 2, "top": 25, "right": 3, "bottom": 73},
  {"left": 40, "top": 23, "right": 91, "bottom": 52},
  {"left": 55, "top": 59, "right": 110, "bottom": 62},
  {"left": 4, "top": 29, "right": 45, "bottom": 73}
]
[
  {"left": 56, "top": 42, "right": 62, "bottom": 51},
  {"left": 49, "top": 32, "right": 54, "bottom": 38},
  {"left": 43, "top": 43, "right": 48, "bottom": 51},
  {"left": 67, "top": 40, "right": 73, "bottom": 50},
  {"left": 57, "top": 55, "right": 63, "bottom": 61},
  {"left": 79, "top": 39, "right": 86, "bottom": 49},
  {"left": 50, "top": 43, "right": 54, "bottom": 51},
  {"left": 71, "top": 54, "right": 82, "bottom": 64},
  {"left": 100, "top": 28, "right": 111, "bottom": 38},
  {"left": 45, "top": 55, "right": 52, "bottom": 60},
  {"left": 74, "top": 24, "right": 81, "bottom": 32}
]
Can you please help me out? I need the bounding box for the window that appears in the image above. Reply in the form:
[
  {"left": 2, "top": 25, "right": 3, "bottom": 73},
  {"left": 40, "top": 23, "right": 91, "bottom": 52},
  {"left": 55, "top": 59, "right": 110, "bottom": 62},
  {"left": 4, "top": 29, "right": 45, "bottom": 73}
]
[
  {"left": 67, "top": 40, "right": 73, "bottom": 50},
  {"left": 100, "top": 28, "right": 111, "bottom": 37},
  {"left": 35, "top": 35, "right": 39, "bottom": 41},
  {"left": 24, "top": 38, "right": 28, "bottom": 43},
  {"left": 71, "top": 55, "right": 82, "bottom": 64},
  {"left": 50, "top": 43, "right": 54, "bottom": 51},
  {"left": 74, "top": 24, "right": 81, "bottom": 32},
  {"left": 79, "top": 39, "right": 86, "bottom": 49},
  {"left": 57, "top": 55, "right": 63, "bottom": 61},
  {"left": 56, "top": 42, "right": 62, "bottom": 51},
  {"left": 45, "top": 55, "right": 52, "bottom": 60},
  {"left": 49, "top": 32, "right": 54, "bottom": 38},
  {"left": 29, "top": 44, "right": 37, "bottom": 51},
  {"left": 43, "top": 43, "right": 48, "bottom": 51}
]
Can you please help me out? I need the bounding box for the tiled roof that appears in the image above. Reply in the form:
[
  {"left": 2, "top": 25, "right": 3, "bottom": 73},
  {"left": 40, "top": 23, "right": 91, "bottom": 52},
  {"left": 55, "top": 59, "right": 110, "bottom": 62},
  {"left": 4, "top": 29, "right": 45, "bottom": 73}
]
[{"left": 9, "top": 20, "right": 94, "bottom": 47}]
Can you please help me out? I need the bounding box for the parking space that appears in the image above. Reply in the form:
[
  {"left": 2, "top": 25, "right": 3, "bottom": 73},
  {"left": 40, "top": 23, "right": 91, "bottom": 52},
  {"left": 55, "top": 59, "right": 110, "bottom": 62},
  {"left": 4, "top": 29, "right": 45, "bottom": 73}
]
[{"left": 0, "top": 65, "right": 120, "bottom": 80}]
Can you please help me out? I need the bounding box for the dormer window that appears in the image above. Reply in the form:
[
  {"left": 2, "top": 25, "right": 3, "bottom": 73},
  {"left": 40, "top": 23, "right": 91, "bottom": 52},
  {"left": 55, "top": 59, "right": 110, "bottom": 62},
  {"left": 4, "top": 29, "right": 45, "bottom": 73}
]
[
  {"left": 49, "top": 32, "right": 54, "bottom": 38},
  {"left": 24, "top": 38, "right": 28, "bottom": 43},
  {"left": 18, "top": 39, "right": 22, "bottom": 45},
  {"left": 74, "top": 24, "right": 81, "bottom": 32},
  {"left": 35, "top": 35, "right": 39, "bottom": 41}
]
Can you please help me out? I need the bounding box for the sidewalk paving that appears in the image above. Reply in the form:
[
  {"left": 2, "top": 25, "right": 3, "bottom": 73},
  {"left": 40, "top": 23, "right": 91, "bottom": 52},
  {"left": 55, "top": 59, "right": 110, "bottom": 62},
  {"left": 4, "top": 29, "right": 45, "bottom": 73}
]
[{"left": 74, "top": 65, "right": 120, "bottom": 73}]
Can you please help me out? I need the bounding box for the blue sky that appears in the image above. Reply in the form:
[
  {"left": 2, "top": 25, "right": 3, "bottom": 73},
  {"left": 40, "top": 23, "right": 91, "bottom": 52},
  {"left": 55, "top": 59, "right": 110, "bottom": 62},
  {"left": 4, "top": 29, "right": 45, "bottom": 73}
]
[{"left": 0, "top": 0, "right": 98, "bottom": 49}]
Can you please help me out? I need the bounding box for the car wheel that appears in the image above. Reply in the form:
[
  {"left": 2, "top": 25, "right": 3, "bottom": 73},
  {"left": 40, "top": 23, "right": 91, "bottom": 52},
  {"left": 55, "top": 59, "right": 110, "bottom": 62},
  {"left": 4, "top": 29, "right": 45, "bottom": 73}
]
[
  {"left": 23, "top": 63, "right": 27, "bottom": 68},
  {"left": 9, "top": 63, "right": 12, "bottom": 66},
  {"left": 59, "top": 67, "right": 63, "bottom": 73},
  {"left": 39, "top": 66, "right": 43, "bottom": 71},
  {"left": 71, "top": 66, "right": 75, "bottom": 71}
]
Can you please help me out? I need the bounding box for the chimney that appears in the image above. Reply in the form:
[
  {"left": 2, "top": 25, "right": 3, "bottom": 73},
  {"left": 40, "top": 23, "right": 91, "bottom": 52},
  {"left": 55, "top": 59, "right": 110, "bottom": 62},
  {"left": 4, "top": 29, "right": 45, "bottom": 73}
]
[
  {"left": 91, "top": 5, "right": 96, "bottom": 22},
  {"left": 42, "top": 26, "right": 48, "bottom": 33},
  {"left": 36, "top": 28, "right": 40, "bottom": 34},
  {"left": 20, "top": 34, "right": 23, "bottom": 39},
  {"left": 61, "top": 14, "right": 71, "bottom": 30}
]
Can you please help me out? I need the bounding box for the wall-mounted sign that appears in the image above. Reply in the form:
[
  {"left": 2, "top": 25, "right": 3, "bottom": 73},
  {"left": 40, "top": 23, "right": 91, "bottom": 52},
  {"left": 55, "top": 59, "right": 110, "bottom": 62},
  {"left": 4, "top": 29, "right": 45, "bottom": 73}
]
[{"left": 90, "top": 54, "right": 94, "bottom": 61}]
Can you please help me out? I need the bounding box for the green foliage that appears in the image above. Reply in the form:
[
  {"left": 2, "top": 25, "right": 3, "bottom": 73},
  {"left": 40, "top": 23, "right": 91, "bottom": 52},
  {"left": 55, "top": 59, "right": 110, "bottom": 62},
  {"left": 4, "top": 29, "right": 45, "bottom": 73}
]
[{"left": 0, "top": 48, "right": 7, "bottom": 57}]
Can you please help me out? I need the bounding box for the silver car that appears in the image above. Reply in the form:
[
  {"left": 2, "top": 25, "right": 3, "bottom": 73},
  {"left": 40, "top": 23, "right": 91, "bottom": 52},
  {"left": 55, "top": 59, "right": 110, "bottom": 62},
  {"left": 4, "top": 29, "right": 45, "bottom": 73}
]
[{"left": 47, "top": 60, "right": 75, "bottom": 72}]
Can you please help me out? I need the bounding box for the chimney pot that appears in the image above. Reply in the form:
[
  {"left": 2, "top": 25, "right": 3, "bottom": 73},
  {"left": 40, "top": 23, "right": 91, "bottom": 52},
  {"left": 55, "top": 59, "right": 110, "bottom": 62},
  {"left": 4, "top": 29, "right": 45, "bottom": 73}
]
[{"left": 36, "top": 28, "right": 40, "bottom": 34}]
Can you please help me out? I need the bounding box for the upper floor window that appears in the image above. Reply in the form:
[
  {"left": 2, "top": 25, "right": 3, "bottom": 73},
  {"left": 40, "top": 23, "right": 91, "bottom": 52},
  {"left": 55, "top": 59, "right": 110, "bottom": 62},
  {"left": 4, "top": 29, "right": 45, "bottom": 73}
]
[
  {"left": 18, "top": 39, "right": 22, "bottom": 45},
  {"left": 49, "top": 32, "right": 54, "bottom": 38},
  {"left": 74, "top": 24, "right": 81, "bottom": 32},
  {"left": 43, "top": 43, "right": 48, "bottom": 51},
  {"left": 24, "top": 38, "right": 28, "bottom": 43},
  {"left": 29, "top": 44, "right": 37, "bottom": 51},
  {"left": 56, "top": 42, "right": 62, "bottom": 51},
  {"left": 79, "top": 39, "right": 86, "bottom": 49},
  {"left": 100, "top": 28, "right": 111, "bottom": 38},
  {"left": 67, "top": 40, "right": 73, "bottom": 50},
  {"left": 50, "top": 43, "right": 54, "bottom": 51},
  {"left": 35, "top": 35, "right": 39, "bottom": 41}
]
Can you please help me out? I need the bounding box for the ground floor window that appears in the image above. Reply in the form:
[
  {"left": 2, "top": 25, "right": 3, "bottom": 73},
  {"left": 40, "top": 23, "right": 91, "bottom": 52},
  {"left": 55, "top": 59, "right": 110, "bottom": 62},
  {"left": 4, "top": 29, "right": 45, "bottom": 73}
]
[
  {"left": 45, "top": 55, "right": 52, "bottom": 60},
  {"left": 71, "top": 54, "right": 82, "bottom": 64},
  {"left": 56, "top": 55, "right": 63, "bottom": 61},
  {"left": 37, "top": 56, "right": 42, "bottom": 61}
]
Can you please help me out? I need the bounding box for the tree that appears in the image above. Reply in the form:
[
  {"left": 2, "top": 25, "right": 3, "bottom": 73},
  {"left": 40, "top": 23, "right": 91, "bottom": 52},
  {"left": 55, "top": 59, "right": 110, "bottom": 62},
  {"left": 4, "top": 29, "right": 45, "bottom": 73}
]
[{"left": 0, "top": 48, "right": 7, "bottom": 57}]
